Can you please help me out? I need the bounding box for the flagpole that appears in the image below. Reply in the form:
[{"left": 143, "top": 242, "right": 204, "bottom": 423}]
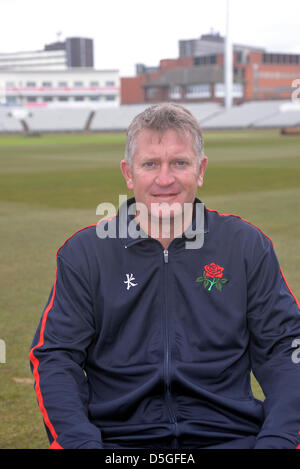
[{"left": 225, "top": 0, "right": 233, "bottom": 109}]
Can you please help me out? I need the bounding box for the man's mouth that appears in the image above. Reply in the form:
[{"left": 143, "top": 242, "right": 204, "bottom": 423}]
[{"left": 151, "top": 193, "right": 179, "bottom": 198}]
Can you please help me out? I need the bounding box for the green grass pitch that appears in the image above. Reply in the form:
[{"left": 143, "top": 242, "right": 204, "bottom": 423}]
[{"left": 0, "top": 129, "right": 299, "bottom": 448}]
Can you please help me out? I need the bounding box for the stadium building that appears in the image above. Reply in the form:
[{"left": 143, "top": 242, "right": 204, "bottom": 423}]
[
  {"left": 0, "top": 37, "right": 94, "bottom": 71},
  {"left": 0, "top": 69, "right": 119, "bottom": 106},
  {"left": 0, "top": 37, "right": 120, "bottom": 106},
  {"left": 121, "top": 32, "right": 300, "bottom": 105}
]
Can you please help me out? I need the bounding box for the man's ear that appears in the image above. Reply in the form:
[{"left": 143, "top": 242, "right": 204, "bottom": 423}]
[
  {"left": 120, "top": 159, "right": 134, "bottom": 191},
  {"left": 197, "top": 155, "right": 208, "bottom": 188}
]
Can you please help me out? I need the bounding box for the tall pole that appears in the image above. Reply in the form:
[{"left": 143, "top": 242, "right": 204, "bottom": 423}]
[{"left": 225, "top": 0, "right": 233, "bottom": 109}]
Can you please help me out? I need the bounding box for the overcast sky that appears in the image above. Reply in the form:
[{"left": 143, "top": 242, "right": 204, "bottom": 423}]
[{"left": 1, "top": 0, "right": 300, "bottom": 76}]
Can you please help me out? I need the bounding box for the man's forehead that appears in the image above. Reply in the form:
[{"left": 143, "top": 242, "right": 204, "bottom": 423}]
[{"left": 135, "top": 127, "right": 193, "bottom": 147}]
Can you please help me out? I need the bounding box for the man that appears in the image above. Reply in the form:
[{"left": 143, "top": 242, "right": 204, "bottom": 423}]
[{"left": 30, "top": 103, "right": 300, "bottom": 449}]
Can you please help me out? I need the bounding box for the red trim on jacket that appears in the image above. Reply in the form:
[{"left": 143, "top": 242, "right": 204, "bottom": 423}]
[
  {"left": 206, "top": 208, "right": 300, "bottom": 309},
  {"left": 50, "top": 440, "right": 63, "bottom": 449},
  {"left": 207, "top": 207, "right": 300, "bottom": 449},
  {"left": 29, "top": 267, "right": 59, "bottom": 446},
  {"left": 29, "top": 223, "right": 99, "bottom": 449}
]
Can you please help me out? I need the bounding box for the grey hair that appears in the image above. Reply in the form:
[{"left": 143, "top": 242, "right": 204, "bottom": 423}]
[{"left": 125, "top": 103, "right": 204, "bottom": 167}]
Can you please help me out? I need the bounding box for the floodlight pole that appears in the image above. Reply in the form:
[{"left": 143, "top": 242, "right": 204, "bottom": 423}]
[{"left": 225, "top": 0, "right": 233, "bottom": 109}]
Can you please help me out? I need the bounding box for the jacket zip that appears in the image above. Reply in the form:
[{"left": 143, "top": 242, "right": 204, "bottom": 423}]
[
  {"left": 163, "top": 249, "right": 169, "bottom": 264},
  {"left": 163, "top": 249, "right": 177, "bottom": 433}
]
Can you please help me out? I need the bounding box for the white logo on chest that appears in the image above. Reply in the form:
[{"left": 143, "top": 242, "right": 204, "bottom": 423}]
[{"left": 124, "top": 273, "right": 138, "bottom": 290}]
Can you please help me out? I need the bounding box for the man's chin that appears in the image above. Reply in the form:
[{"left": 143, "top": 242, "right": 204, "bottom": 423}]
[{"left": 150, "top": 204, "right": 183, "bottom": 221}]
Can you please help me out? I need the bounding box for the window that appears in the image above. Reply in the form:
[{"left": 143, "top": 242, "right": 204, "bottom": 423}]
[
  {"left": 27, "top": 96, "right": 37, "bottom": 102},
  {"left": 215, "top": 83, "right": 243, "bottom": 98},
  {"left": 58, "top": 97, "right": 68, "bottom": 101},
  {"left": 215, "top": 84, "right": 225, "bottom": 98},
  {"left": 237, "top": 52, "right": 243, "bottom": 64},
  {"left": 26, "top": 81, "right": 36, "bottom": 87},
  {"left": 169, "top": 85, "right": 181, "bottom": 99},
  {"left": 105, "top": 81, "right": 115, "bottom": 86},
  {"left": 233, "top": 83, "right": 243, "bottom": 98},
  {"left": 43, "top": 97, "right": 53, "bottom": 102},
  {"left": 90, "top": 81, "right": 99, "bottom": 87},
  {"left": 194, "top": 56, "right": 216, "bottom": 66},
  {"left": 58, "top": 81, "right": 68, "bottom": 87},
  {"left": 6, "top": 96, "right": 17, "bottom": 104},
  {"left": 146, "top": 88, "right": 157, "bottom": 100},
  {"left": 105, "top": 95, "right": 115, "bottom": 101},
  {"left": 185, "top": 84, "right": 211, "bottom": 99},
  {"left": 90, "top": 96, "right": 100, "bottom": 101},
  {"left": 74, "top": 96, "right": 85, "bottom": 101},
  {"left": 42, "top": 81, "right": 52, "bottom": 87},
  {"left": 5, "top": 81, "right": 15, "bottom": 87},
  {"left": 74, "top": 81, "right": 84, "bottom": 87}
]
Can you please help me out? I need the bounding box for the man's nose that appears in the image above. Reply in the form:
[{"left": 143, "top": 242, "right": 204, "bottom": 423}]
[{"left": 155, "top": 165, "right": 175, "bottom": 186}]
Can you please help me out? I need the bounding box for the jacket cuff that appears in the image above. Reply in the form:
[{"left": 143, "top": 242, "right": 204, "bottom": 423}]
[
  {"left": 77, "top": 441, "right": 103, "bottom": 449},
  {"left": 254, "top": 436, "right": 297, "bottom": 449},
  {"left": 50, "top": 440, "right": 103, "bottom": 449}
]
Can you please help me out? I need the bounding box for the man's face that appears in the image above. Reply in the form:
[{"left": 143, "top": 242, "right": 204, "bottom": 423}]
[{"left": 120, "top": 128, "right": 207, "bottom": 223}]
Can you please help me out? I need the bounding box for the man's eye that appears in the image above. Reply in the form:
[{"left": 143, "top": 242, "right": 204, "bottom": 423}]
[
  {"left": 175, "top": 161, "right": 187, "bottom": 166},
  {"left": 144, "top": 162, "right": 155, "bottom": 167}
]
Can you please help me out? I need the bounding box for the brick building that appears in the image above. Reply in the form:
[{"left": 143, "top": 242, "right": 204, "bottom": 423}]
[{"left": 121, "top": 33, "right": 300, "bottom": 105}]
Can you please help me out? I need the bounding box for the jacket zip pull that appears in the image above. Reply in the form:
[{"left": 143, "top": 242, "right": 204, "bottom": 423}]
[{"left": 163, "top": 249, "right": 169, "bottom": 264}]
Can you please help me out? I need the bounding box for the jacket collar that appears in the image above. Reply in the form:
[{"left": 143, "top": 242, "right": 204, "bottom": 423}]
[{"left": 117, "top": 197, "right": 209, "bottom": 248}]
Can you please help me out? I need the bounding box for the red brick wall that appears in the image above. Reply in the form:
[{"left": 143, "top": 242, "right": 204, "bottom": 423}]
[
  {"left": 242, "top": 51, "right": 300, "bottom": 100},
  {"left": 159, "top": 57, "right": 194, "bottom": 71},
  {"left": 121, "top": 50, "right": 300, "bottom": 104},
  {"left": 121, "top": 72, "right": 160, "bottom": 104},
  {"left": 121, "top": 76, "right": 146, "bottom": 104},
  {"left": 121, "top": 58, "right": 193, "bottom": 104},
  {"left": 256, "top": 64, "right": 300, "bottom": 99}
]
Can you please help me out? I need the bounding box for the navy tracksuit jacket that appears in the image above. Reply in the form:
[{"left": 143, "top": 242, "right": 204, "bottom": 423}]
[{"left": 30, "top": 198, "right": 300, "bottom": 449}]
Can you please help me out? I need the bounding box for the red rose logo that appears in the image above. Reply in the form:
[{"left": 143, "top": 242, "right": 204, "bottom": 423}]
[
  {"left": 204, "top": 263, "right": 224, "bottom": 279},
  {"left": 196, "top": 263, "right": 229, "bottom": 292}
]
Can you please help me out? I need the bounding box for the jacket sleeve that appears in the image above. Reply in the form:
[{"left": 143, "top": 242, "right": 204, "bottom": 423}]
[
  {"left": 29, "top": 253, "right": 103, "bottom": 449},
  {"left": 246, "top": 238, "right": 300, "bottom": 449}
]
